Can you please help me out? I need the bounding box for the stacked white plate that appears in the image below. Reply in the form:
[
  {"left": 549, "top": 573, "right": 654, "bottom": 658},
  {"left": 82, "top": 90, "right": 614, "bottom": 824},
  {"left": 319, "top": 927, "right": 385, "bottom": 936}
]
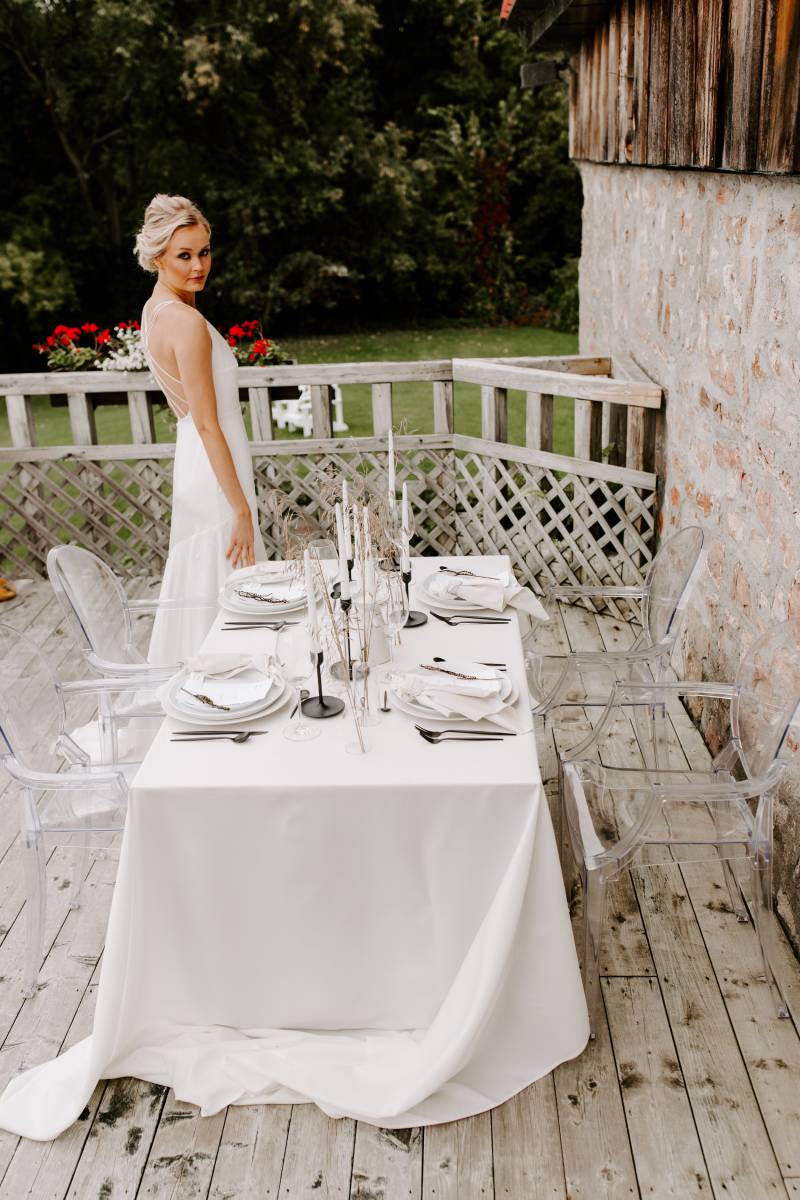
[
  {"left": 416, "top": 570, "right": 509, "bottom": 613},
  {"left": 219, "top": 573, "right": 308, "bottom": 618},
  {"left": 389, "top": 659, "right": 519, "bottom": 721},
  {"left": 159, "top": 666, "right": 293, "bottom": 726}
]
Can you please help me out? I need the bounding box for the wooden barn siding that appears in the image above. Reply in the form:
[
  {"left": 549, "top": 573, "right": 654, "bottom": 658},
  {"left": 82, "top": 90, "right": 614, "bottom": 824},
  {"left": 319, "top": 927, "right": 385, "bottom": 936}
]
[{"left": 568, "top": 0, "right": 800, "bottom": 172}]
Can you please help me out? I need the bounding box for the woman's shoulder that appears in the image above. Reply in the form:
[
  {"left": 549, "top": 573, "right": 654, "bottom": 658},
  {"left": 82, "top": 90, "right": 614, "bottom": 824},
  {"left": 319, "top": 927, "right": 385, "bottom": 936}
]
[{"left": 156, "top": 301, "right": 210, "bottom": 345}]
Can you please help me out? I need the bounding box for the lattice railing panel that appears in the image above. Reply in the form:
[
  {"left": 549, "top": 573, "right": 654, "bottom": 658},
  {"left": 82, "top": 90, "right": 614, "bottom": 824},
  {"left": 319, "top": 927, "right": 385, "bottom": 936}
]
[{"left": 0, "top": 436, "right": 657, "bottom": 606}]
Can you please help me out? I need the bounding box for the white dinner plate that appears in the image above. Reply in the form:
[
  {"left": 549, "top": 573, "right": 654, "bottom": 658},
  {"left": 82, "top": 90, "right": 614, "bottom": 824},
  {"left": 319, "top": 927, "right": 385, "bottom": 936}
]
[
  {"left": 167, "top": 667, "right": 280, "bottom": 718},
  {"left": 389, "top": 661, "right": 515, "bottom": 721},
  {"left": 219, "top": 575, "right": 309, "bottom": 617},
  {"left": 159, "top": 678, "right": 294, "bottom": 727},
  {"left": 389, "top": 678, "right": 519, "bottom": 722},
  {"left": 416, "top": 571, "right": 508, "bottom": 613}
]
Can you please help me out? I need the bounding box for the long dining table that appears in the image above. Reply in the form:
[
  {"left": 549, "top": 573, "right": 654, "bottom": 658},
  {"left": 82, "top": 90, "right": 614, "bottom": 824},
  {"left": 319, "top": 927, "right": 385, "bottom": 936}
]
[{"left": 0, "top": 554, "right": 589, "bottom": 1140}]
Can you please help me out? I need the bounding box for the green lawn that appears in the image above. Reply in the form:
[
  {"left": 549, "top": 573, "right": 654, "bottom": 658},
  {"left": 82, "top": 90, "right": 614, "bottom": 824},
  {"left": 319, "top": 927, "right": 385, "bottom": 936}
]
[{"left": 1, "top": 324, "right": 578, "bottom": 453}]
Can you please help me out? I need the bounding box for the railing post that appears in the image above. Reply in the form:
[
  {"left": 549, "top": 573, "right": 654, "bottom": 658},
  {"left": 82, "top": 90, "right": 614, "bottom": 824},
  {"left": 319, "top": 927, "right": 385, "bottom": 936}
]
[
  {"left": 574, "top": 398, "right": 602, "bottom": 460},
  {"left": 371, "top": 383, "right": 393, "bottom": 436},
  {"left": 127, "top": 391, "right": 156, "bottom": 444},
  {"left": 248, "top": 386, "right": 274, "bottom": 441},
  {"left": 480, "top": 386, "right": 508, "bottom": 443},
  {"left": 67, "top": 392, "right": 97, "bottom": 445},
  {"left": 6, "top": 394, "right": 37, "bottom": 448},
  {"left": 525, "top": 391, "right": 553, "bottom": 452},
  {"left": 433, "top": 381, "right": 454, "bottom": 434},
  {"left": 309, "top": 385, "right": 333, "bottom": 439}
]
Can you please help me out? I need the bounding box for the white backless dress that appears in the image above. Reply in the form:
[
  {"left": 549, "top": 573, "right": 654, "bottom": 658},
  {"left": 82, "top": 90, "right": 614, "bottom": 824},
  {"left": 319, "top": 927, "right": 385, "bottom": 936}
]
[{"left": 141, "top": 299, "right": 267, "bottom": 664}]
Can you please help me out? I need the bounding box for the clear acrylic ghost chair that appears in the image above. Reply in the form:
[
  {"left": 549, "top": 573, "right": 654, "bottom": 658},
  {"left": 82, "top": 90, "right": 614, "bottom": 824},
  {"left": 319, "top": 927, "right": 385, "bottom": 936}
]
[
  {"left": 0, "top": 622, "right": 145, "bottom": 997},
  {"left": 46, "top": 544, "right": 188, "bottom": 677},
  {"left": 560, "top": 620, "right": 800, "bottom": 1036},
  {"left": 525, "top": 526, "right": 706, "bottom": 735},
  {"left": 47, "top": 545, "right": 212, "bottom": 761}
]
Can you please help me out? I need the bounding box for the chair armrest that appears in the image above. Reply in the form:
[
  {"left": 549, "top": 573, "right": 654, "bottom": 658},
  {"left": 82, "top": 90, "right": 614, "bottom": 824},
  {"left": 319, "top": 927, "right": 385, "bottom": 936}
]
[
  {"left": 84, "top": 652, "right": 181, "bottom": 678},
  {"left": 126, "top": 597, "right": 215, "bottom": 615},
  {"left": 546, "top": 585, "right": 646, "bottom": 601},
  {"left": 610, "top": 681, "right": 739, "bottom": 705},
  {"left": 652, "top": 765, "right": 785, "bottom": 803},
  {"left": 3, "top": 757, "right": 126, "bottom": 791},
  {"left": 58, "top": 671, "right": 176, "bottom": 697},
  {"left": 126, "top": 597, "right": 160, "bottom": 614}
]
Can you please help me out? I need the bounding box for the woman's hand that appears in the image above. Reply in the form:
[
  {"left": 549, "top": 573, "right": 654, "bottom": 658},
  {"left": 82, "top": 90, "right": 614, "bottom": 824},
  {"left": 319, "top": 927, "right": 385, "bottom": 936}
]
[{"left": 226, "top": 509, "right": 256, "bottom": 569}]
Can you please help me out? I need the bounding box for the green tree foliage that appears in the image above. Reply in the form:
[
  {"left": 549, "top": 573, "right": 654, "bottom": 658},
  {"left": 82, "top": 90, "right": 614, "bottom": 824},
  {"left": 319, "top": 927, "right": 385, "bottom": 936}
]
[{"left": 0, "top": 0, "right": 580, "bottom": 367}]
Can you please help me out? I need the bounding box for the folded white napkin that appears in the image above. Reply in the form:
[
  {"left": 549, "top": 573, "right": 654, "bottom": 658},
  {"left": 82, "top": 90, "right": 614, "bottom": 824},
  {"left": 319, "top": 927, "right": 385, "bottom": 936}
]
[
  {"left": 395, "top": 663, "right": 517, "bottom": 728},
  {"left": 181, "top": 658, "right": 274, "bottom": 711},
  {"left": 227, "top": 562, "right": 293, "bottom": 584},
  {"left": 425, "top": 569, "right": 549, "bottom": 620}
]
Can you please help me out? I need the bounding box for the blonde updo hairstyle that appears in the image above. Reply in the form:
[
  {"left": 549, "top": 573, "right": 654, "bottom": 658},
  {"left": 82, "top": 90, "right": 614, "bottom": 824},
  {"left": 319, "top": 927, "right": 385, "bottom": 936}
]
[{"left": 134, "top": 194, "right": 211, "bottom": 273}]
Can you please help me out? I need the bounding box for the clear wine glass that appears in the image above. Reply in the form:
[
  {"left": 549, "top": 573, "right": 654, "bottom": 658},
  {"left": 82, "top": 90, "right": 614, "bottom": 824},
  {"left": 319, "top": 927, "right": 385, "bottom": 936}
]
[
  {"left": 378, "top": 564, "right": 409, "bottom": 670},
  {"left": 278, "top": 624, "right": 320, "bottom": 742}
]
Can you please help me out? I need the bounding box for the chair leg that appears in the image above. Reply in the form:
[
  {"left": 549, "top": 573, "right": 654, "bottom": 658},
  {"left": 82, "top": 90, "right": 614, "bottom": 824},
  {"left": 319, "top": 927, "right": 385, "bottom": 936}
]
[
  {"left": 68, "top": 843, "right": 91, "bottom": 911},
  {"left": 582, "top": 868, "right": 607, "bottom": 1039},
  {"left": 720, "top": 854, "right": 748, "bottom": 923},
  {"left": 22, "top": 829, "right": 47, "bottom": 1000},
  {"left": 751, "top": 845, "right": 789, "bottom": 1020}
]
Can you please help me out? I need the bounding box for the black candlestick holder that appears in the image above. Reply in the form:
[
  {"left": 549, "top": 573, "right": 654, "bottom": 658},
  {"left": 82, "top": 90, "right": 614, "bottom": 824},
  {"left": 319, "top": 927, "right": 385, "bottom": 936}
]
[
  {"left": 330, "top": 594, "right": 355, "bottom": 682},
  {"left": 331, "top": 557, "right": 354, "bottom": 601},
  {"left": 402, "top": 568, "right": 428, "bottom": 628},
  {"left": 302, "top": 650, "right": 345, "bottom": 719}
]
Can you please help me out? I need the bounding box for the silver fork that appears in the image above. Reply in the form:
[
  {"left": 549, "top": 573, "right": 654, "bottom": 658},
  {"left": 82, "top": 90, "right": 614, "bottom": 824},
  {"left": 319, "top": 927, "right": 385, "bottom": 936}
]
[
  {"left": 414, "top": 723, "right": 516, "bottom": 739},
  {"left": 429, "top": 612, "right": 510, "bottom": 626},
  {"left": 417, "top": 728, "right": 503, "bottom": 744},
  {"left": 170, "top": 731, "right": 261, "bottom": 744}
]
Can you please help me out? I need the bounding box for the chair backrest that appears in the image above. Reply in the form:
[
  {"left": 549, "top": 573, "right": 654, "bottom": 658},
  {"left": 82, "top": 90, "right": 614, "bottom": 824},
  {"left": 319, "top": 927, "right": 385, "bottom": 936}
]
[
  {"left": 642, "top": 526, "right": 705, "bottom": 648},
  {"left": 732, "top": 621, "right": 800, "bottom": 780},
  {"left": 0, "top": 622, "right": 65, "bottom": 773},
  {"left": 47, "top": 545, "right": 142, "bottom": 668}
]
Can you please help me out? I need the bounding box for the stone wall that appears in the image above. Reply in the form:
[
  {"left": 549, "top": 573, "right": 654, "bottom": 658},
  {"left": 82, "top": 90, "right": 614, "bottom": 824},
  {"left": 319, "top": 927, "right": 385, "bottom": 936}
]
[{"left": 578, "top": 162, "right": 800, "bottom": 951}]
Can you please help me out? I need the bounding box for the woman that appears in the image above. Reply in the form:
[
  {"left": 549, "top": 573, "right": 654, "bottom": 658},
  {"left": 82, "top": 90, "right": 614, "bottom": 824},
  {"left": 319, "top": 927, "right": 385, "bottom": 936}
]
[{"left": 135, "top": 194, "right": 267, "bottom": 663}]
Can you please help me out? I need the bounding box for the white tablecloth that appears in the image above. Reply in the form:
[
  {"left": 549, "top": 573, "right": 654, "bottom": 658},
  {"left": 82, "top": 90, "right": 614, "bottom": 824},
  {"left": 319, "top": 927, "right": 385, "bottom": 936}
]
[{"left": 0, "top": 556, "right": 588, "bottom": 1139}]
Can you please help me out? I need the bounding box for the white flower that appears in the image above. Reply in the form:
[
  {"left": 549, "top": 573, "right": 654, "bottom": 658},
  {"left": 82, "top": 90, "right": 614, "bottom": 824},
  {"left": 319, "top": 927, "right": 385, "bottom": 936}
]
[{"left": 96, "top": 326, "right": 147, "bottom": 371}]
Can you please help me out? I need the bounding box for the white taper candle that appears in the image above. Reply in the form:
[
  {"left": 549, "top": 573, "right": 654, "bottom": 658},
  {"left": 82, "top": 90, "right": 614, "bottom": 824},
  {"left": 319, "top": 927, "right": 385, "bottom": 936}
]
[
  {"left": 304, "top": 548, "right": 320, "bottom": 650},
  {"left": 401, "top": 482, "right": 411, "bottom": 574},
  {"left": 387, "top": 428, "right": 396, "bottom": 513},
  {"left": 335, "top": 503, "right": 351, "bottom": 601},
  {"left": 342, "top": 479, "right": 352, "bottom": 560}
]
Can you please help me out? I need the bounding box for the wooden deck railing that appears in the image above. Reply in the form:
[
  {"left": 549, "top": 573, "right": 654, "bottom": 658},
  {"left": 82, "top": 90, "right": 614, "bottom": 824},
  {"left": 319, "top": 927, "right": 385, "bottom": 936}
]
[
  {"left": 0, "top": 353, "right": 660, "bottom": 471},
  {"left": 0, "top": 354, "right": 662, "bottom": 597}
]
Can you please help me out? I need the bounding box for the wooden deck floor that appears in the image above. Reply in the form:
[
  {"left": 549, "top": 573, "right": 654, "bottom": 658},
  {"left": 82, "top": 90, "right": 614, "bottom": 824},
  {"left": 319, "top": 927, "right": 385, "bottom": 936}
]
[{"left": 0, "top": 581, "right": 799, "bottom": 1199}]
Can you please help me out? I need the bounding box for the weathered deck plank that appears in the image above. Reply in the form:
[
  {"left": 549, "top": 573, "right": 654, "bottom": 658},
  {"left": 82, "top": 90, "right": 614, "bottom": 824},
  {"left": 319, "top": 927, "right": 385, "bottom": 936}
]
[
  {"left": 422, "top": 1111, "right": 493, "bottom": 1200},
  {"left": 350, "top": 1124, "right": 422, "bottom": 1200}
]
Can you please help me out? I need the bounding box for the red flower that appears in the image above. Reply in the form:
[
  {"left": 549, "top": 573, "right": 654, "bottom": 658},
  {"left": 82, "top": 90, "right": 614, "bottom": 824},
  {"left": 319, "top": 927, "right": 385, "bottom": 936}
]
[
  {"left": 251, "top": 338, "right": 267, "bottom": 355},
  {"left": 229, "top": 324, "right": 245, "bottom": 339},
  {"left": 81, "top": 322, "right": 98, "bottom": 333},
  {"left": 248, "top": 350, "right": 257, "bottom": 362},
  {"left": 60, "top": 333, "right": 74, "bottom": 345},
  {"left": 54, "top": 324, "right": 68, "bottom": 335},
  {"left": 130, "top": 319, "right": 140, "bottom": 330},
  {"left": 242, "top": 319, "right": 259, "bottom": 334},
  {"left": 227, "top": 336, "right": 237, "bottom": 346},
  {"left": 96, "top": 329, "right": 111, "bottom": 345},
  {"left": 67, "top": 326, "right": 82, "bottom": 340},
  {"left": 46, "top": 335, "right": 56, "bottom": 347}
]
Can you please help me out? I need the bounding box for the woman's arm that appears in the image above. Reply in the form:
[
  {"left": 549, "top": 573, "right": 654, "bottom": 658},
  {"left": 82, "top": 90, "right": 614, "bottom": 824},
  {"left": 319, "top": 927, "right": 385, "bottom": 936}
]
[{"left": 172, "top": 311, "right": 255, "bottom": 569}]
